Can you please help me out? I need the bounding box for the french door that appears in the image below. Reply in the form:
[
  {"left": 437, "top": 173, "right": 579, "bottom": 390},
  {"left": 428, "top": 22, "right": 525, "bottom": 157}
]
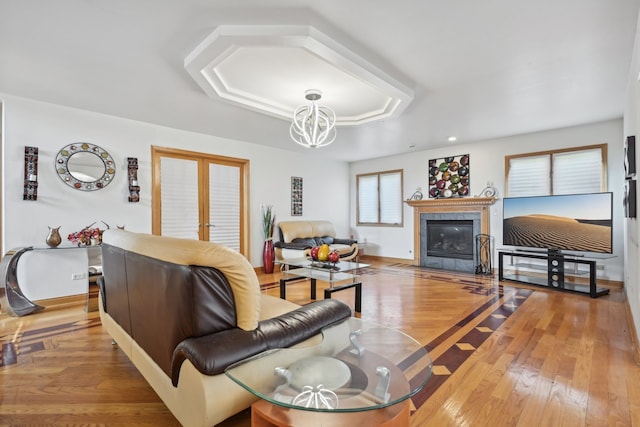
[{"left": 151, "top": 146, "right": 249, "bottom": 255}]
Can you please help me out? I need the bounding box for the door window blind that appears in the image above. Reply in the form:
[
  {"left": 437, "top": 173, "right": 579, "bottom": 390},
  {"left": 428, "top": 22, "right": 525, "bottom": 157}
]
[
  {"left": 160, "top": 157, "right": 200, "bottom": 239},
  {"left": 209, "top": 163, "right": 240, "bottom": 251}
]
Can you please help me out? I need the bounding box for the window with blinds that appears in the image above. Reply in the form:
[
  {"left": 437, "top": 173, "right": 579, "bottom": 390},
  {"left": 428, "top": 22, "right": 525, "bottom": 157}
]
[
  {"left": 357, "top": 169, "right": 403, "bottom": 226},
  {"left": 506, "top": 144, "right": 607, "bottom": 197}
]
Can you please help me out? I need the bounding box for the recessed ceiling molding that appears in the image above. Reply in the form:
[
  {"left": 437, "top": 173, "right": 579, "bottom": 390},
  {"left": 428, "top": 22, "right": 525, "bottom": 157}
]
[{"left": 184, "top": 24, "right": 414, "bottom": 126}]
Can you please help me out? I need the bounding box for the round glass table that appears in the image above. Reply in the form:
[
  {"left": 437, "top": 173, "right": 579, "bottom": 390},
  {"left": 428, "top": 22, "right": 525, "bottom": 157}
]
[{"left": 225, "top": 317, "right": 432, "bottom": 426}]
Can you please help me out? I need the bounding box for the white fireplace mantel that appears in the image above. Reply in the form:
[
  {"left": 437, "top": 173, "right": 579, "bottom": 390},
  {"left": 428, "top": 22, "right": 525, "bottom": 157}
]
[{"left": 406, "top": 197, "right": 496, "bottom": 266}]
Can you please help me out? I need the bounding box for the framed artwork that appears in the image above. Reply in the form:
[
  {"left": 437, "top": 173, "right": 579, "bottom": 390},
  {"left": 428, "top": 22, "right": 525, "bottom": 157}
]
[
  {"left": 625, "top": 135, "right": 636, "bottom": 179},
  {"left": 428, "top": 154, "right": 470, "bottom": 198},
  {"left": 291, "top": 176, "right": 303, "bottom": 216}
]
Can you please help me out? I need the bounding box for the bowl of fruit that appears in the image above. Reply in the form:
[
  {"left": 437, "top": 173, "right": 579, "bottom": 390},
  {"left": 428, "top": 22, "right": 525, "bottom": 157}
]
[{"left": 309, "top": 244, "right": 340, "bottom": 266}]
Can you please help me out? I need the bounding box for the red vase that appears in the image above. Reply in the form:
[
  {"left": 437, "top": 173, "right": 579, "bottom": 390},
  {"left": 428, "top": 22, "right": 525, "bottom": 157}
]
[{"left": 263, "top": 240, "right": 275, "bottom": 274}]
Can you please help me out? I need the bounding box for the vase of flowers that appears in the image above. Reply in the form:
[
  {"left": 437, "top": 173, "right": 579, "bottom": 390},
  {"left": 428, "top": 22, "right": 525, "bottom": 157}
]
[
  {"left": 262, "top": 205, "right": 276, "bottom": 274},
  {"left": 67, "top": 221, "right": 109, "bottom": 246}
]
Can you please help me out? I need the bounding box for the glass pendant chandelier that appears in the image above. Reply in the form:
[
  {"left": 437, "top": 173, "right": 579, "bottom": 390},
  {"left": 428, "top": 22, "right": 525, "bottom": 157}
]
[{"left": 290, "top": 90, "right": 337, "bottom": 148}]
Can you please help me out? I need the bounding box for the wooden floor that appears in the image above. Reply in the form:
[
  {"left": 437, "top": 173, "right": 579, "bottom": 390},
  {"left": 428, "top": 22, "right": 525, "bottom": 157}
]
[{"left": 1, "top": 259, "right": 639, "bottom": 426}]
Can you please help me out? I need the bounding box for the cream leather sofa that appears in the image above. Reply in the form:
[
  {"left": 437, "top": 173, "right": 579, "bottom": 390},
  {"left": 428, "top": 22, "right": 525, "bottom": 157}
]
[
  {"left": 274, "top": 220, "right": 358, "bottom": 262},
  {"left": 98, "top": 230, "right": 351, "bottom": 426}
]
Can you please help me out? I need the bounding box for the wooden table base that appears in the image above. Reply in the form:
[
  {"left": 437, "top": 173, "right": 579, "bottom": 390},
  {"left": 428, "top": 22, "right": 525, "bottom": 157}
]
[{"left": 251, "top": 399, "right": 410, "bottom": 427}]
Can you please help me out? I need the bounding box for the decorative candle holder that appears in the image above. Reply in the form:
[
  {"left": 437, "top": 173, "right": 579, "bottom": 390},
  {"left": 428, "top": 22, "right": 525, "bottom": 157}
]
[
  {"left": 23, "top": 146, "right": 38, "bottom": 201},
  {"left": 127, "top": 157, "right": 140, "bottom": 202}
]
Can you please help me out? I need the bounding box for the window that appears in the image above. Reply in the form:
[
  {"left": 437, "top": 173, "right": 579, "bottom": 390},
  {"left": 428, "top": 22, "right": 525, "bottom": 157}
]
[
  {"left": 505, "top": 144, "right": 607, "bottom": 197},
  {"left": 357, "top": 169, "right": 403, "bottom": 226}
]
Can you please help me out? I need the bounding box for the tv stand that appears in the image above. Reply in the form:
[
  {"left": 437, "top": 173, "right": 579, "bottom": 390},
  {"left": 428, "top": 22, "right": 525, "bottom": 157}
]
[{"left": 498, "top": 250, "right": 609, "bottom": 298}]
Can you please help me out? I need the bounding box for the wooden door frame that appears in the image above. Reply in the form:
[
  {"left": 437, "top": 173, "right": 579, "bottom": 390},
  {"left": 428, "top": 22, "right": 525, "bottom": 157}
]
[{"left": 151, "top": 146, "right": 250, "bottom": 258}]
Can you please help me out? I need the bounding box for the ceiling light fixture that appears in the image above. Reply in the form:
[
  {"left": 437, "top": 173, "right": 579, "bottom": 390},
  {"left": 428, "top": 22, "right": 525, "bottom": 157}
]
[
  {"left": 448, "top": 136, "right": 457, "bottom": 142},
  {"left": 290, "top": 90, "right": 336, "bottom": 148}
]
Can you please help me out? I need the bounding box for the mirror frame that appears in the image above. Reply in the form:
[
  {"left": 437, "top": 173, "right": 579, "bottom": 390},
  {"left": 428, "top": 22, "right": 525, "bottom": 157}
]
[{"left": 55, "top": 142, "right": 116, "bottom": 191}]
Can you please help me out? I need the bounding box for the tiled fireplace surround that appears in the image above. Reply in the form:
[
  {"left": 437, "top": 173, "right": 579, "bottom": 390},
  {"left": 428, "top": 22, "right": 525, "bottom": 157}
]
[{"left": 407, "top": 198, "right": 495, "bottom": 273}]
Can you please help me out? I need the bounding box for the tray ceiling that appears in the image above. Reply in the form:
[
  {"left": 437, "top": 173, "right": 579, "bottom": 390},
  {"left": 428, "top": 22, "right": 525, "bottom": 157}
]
[{"left": 184, "top": 25, "right": 414, "bottom": 126}]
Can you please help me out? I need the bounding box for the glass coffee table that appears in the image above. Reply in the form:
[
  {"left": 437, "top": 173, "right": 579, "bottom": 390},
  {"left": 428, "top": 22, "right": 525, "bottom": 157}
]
[
  {"left": 225, "top": 317, "right": 432, "bottom": 427},
  {"left": 277, "top": 258, "right": 369, "bottom": 312}
]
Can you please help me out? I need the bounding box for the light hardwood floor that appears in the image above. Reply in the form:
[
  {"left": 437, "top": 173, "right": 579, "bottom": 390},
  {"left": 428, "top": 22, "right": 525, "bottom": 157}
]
[{"left": 1, "top": 259, "right": 639, "bottom": 426}]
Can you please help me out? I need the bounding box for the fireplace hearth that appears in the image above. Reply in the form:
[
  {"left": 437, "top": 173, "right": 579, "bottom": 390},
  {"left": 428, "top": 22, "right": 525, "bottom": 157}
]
[
  {"left": 407, "top": 197, "right": 495, "bottom": 273},
  {"left": 420, "top": 212, "right": 481, "bottom": 272}
]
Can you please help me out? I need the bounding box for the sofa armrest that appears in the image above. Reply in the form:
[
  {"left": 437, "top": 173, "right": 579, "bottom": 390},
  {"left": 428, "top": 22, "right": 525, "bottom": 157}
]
[
  {"left": 96, "top": 275, "right": 107, "bottom": 312},
  {"left": 170, "top": 299, "right": 352, "bottom": 386},
  {"left": 333, "top": 238, "right": 357, "bottom": 245}
]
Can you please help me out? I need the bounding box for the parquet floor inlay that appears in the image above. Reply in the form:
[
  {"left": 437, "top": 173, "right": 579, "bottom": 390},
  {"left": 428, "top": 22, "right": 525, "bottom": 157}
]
[
  {"left": 413, "top": 288, "right": 533, "bottom": 409},
  {"left": 1, "top": 259, "right": 637, "bottom": 427}
]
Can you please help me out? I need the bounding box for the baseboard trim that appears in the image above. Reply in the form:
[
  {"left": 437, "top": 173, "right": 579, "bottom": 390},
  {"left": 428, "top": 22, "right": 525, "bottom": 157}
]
[
  {"left": 34, "top": 294, "right": 85, "bottom": 307},
  {"left": 598, "top": 278, "right": 624, "bottom": 289},
  {"left": 624, "top": 290, "right": 640, "bottom": 366},
  {"left": 358, "top": 255, "right": 413, "bottom": 265}
]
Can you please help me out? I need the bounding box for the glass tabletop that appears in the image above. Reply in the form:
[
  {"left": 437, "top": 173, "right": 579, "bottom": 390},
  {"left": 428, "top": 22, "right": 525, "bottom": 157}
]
[
  {"left": 277, "top": 257, "right": 369, "bottom": 273},
  {"left": 225, "top": 317, "right": 432, "bottom": 412}
]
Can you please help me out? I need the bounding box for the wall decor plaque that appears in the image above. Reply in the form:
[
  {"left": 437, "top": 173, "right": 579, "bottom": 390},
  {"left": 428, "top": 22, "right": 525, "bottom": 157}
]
[
  {"left": 291, "top": 176, "right": 303, "bottom": 216},
  {"left": 428, "top": 154, "right": 470, "bottom": 198}
]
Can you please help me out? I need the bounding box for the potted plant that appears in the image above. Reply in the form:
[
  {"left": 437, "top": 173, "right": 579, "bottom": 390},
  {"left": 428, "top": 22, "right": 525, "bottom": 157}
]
[{"left": 262, "top": 205, "right": 276, "bottom": 273}]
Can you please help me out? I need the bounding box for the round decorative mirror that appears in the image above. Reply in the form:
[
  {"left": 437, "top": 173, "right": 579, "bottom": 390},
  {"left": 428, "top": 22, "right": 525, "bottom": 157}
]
[{"left": 55, "top": 143, "right": 116, "bottom": 191}]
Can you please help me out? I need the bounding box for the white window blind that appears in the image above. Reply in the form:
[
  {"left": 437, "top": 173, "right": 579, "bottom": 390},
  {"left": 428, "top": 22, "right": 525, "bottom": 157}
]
[
  {"left": 507, "top": 155, "right": 550, "bottom": 196},
  {"left": 507, "top": 145, "right": 605, "bottom": 197},
  {"left": 358, "top": 175, "right": 379, "bottom": 223},
  {"left": 552, "top": 148, "right": 602, "bottom": 194},
  {"left": 379, "top": 172, "right": 402, "bottom": 224},
  {"left": 357, "top": 170, "right": 403, "bottom": 225}
]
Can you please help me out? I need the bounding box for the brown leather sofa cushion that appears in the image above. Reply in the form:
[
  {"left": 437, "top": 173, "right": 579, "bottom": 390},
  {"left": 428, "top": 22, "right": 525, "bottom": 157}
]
[
  {"left": 170, "top": 299, "right": 352, "bottom": 385},
  {"left": 101, "top": 229, "right": 261, "bottom": 331}
]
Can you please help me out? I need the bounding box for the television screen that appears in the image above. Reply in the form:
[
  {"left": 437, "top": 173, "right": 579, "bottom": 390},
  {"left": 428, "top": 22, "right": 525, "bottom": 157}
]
[{"left": 503, "top": 192, "right": 613, "bottom": 254}]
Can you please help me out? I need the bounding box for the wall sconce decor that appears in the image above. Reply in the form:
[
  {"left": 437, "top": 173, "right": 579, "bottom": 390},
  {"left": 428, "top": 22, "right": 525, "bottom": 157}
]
[
  {"left": 127, "top": 157, "right": 140, "bottom": 202},
  {"left": 23, "top": 146, "right": 39, "bottom": 201},
  {"left": 625, "top": 135, "right": 636, "bottom": 179},
  {"left": 625, "top": 179, "right": 637, "bottom": 218}
]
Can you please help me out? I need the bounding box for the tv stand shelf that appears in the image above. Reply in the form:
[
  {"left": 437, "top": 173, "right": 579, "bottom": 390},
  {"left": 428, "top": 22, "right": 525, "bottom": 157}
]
[{"left": 498, "top": 250, "right": 609, "bottom": 298}]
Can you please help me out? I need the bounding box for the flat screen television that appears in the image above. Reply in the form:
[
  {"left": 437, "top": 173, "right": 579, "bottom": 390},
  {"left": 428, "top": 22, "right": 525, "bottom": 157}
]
[{"left": 502, "top": 192, "right": 613, "bottom": 254}]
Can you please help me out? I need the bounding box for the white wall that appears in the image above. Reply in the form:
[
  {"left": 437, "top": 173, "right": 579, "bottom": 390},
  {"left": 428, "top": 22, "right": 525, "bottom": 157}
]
[
  {"left": 1, "top": 94, "right": 351, "bottom": 268},
  {"left": 623, "top": 13, "right": 640, "bottom": 345},
  {"left": 17, "top": 248, "right": 88, "bottom": 300},
  {"left": 350, "top": 119, "right": 625, "bottom": 282}
]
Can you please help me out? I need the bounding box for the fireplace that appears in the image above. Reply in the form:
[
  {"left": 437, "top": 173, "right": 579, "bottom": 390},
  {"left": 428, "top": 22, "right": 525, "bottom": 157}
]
[
  {"left": 426, "top": 220, "right": 474, "bottom": 260},
  {"left": 407, "top": 197, "right": 495, "bottom": 273},
  {"left": 420, "top": 212, "right": 481, "bottom": 272}
]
